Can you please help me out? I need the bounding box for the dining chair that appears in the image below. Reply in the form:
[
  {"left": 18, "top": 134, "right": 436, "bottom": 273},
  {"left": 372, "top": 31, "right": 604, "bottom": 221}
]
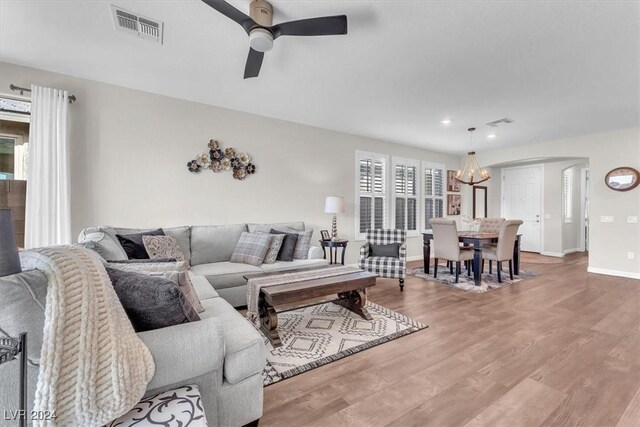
[
  {"left": 478, "top": 218, "right": 505, "bottom": 233},
  {"left": 430, "top": 219, "right": 474, "bottom": 283},
  {"left": 481, "top": 219, "right": 523, "bottom": 283}
]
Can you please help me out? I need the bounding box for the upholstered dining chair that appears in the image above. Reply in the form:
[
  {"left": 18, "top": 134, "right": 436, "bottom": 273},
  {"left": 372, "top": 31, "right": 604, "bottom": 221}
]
[
  {"left": 430, "top": 219, "right": 474, "bottom": 283},
  {"left": 358, "top": 229, "right": 407, "bottom": 292},
  {"left": 478, "top": 217, "right": 505, "bottom": 233},
  {"left": 482, "top": 219, "right": 523, "bottom": 282}
]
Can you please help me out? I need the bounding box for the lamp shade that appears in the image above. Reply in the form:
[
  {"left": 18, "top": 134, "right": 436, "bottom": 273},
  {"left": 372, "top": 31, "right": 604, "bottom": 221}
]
[
  {"left": 0, "top": 209, "right": 21, "bottom": 277},
  {"left": 324, "top": 196, "right": 345, "bottom": 214}
]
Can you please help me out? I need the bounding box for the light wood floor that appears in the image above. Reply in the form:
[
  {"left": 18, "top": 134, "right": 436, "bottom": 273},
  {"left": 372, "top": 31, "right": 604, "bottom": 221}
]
[{"left": 260, "top": 253, "right": 640, "bottom": 426}]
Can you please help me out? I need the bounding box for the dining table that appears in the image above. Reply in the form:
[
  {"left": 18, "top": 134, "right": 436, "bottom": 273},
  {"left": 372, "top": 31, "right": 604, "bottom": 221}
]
[{"left": 422, "top": 231, "right": 522, "bottom": 286}]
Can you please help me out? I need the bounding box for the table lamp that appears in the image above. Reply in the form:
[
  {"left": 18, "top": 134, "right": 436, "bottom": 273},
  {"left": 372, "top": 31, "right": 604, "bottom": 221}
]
[
  {"left": 0, "top": 208, "right": 21, "bottom": 277},
  {"left": 324, "top": 196, "right": 345, "bottom": 241}
]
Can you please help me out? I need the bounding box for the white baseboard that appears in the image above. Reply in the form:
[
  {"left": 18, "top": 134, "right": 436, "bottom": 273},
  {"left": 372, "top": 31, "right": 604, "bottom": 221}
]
[
  {"left": 563, "top": 248, "right": 580, "bottom": 255},
  {"left": 406, "top": 255, "right": 423, "bottom": 262},
  {"left": 587, "top": 267, "right": 640, "bottom": 280},
  {"left": 540, "top": 251, "right": 565, "bottom": 258}
]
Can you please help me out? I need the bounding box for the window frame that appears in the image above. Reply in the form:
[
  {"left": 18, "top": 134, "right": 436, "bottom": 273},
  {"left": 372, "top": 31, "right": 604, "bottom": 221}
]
[
  {"left": 355, "top": 150, "right": 389, "bottom": 240},
  {"left": 423, "top": 161, "right": 446, "bottom": 230},
  {"left": 391, "top": 156, "right": 421, "bottom": 237}
]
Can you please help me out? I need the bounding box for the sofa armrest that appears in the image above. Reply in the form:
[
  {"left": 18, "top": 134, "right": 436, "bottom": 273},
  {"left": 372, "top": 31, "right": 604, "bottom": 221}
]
[
  {"left": 308, "top": 246, "right": 325, "bottom": 260},
  {"left": 359, "top": 242, "right": 370, "bottom": 262},
  {"left": 138, "top": 317, "right": 225, "bottom": 391},
  {"left": 399, "top": 243, "right": 407, "bottom": 263}
]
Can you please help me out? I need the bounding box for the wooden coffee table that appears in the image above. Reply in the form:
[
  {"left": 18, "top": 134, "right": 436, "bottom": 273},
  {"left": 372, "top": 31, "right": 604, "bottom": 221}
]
[{"left": 244, "top": 268, "right": 377, "bottom": 347}]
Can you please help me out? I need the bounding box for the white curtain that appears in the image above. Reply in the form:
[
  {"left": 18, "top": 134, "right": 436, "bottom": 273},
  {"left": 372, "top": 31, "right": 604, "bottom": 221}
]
[{"left": 25, "top": 85, "right": 71, "bottom": 248}]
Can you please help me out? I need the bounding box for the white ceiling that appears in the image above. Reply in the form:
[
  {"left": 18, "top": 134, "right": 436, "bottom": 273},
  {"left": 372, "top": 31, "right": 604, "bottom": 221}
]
[{"left": 1, "top": 0, "right": 638, "bottom": 154}]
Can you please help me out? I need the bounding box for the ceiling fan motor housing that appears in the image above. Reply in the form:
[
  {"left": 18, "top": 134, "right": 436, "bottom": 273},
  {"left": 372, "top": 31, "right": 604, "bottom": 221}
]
[{"left": 249, "top": 0, "right": 273, "bottom": 52}]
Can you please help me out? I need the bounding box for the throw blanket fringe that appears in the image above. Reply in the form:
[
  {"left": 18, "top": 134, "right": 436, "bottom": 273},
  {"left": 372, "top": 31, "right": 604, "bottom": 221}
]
[
  {"left": 20, "top": 246, "right": 155, "bottom": 427},
  {"left": 246, "top": 266, "right": 362, "bottom": 327}
]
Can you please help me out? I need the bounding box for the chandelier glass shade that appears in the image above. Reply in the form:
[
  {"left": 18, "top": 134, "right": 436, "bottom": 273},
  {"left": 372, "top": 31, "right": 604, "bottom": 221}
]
[{"left": 455, "top": 128, "right": 491, "bottom": 185}]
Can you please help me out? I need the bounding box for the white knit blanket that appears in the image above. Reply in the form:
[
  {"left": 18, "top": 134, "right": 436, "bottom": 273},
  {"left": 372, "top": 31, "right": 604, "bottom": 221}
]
[
  {"left": 20, "top": 246, "right": 155, "bottom": 427},
  {"left": 245, "top": 265, "right": 361, "bottom": 327}
]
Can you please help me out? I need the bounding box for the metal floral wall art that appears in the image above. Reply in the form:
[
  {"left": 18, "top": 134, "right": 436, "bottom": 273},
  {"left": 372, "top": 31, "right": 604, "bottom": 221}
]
[{"left": 187, "top": 139, "right": 256, "bottom": 180}]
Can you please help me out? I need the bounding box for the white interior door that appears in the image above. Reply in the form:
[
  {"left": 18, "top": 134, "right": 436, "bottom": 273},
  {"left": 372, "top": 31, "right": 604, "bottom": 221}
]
[{"left": 502, "top": 165, "right": 543, "bottom": 252}]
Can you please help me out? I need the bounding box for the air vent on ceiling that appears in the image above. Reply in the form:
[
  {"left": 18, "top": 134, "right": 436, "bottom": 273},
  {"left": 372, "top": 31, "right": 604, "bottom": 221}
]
[
  {"left": 485, "top": 117, "right": 514, "bottom": 127},
  {"left": 111, "top": 5, "right": 163, "bottom": 44}
]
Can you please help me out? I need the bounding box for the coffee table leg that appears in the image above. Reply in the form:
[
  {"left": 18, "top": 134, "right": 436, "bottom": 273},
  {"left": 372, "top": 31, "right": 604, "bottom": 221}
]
[
  {"left": 336, "top": 289, "right": 372, "bottom": 321},
  {"left": 259, "top": 294, "right": 282, "bottom": 347}
]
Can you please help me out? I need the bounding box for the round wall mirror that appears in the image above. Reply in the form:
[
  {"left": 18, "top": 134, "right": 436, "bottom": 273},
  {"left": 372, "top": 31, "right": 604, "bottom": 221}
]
[{"left": 604, "top": 167, "right": 639, "bottom": 192}]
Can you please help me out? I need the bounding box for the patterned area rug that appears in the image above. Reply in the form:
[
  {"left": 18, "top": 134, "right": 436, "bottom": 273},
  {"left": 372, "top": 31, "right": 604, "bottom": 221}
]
[
  {"left": 407, "top": 266, "right": 535, "bottom": 293},
  {"left": 262, "top": 302, "right": 427, "bottom": 386}
]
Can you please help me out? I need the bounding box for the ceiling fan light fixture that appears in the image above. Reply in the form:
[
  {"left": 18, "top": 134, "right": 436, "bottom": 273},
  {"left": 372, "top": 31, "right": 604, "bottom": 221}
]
[{"left": 249, "top": 28, "right": 273, "bottom": 52}]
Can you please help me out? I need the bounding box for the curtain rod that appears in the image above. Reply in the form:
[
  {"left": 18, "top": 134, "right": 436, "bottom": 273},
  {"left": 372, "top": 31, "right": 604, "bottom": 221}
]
[{"left": 9, "top": 84, "right": 77, "bottom": 104}]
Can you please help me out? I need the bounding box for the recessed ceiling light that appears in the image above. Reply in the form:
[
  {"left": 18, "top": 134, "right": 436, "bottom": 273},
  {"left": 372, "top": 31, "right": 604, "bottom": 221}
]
[
  {"left": 440, "top": 119, "right": 452, "bottom": 125},
  {"left": 487, "top": 133, "right": 497, "bottom": 139}
]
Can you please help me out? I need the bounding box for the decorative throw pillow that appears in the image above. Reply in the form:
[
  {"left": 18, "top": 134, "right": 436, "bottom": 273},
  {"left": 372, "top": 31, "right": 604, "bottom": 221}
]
[
  {"left": 262, "top": 233, "right": 285, "bottom": 264},
  {"left": 270, "top": 229, "right": 298, "bottom": 262},
  {"left": 276, "top": 227, "right": 313, "bottom": 259},
  {"left": 142, "top": 235, "right": 186, "bottom": 262},
  {"left": 140, "top": 270, "right": 204, "bottom": 313},
  {"left": 230, "top": 232, "right": 272, "bottom": 266},
  {"left": 116, "top": 228, "right": 165, "bottom": 259},
  {"left": 371, "top": 243, "right": 400, "bottom": 258},
  {"left": 106, "top": 267, "right": 200, "bottom": 332}
]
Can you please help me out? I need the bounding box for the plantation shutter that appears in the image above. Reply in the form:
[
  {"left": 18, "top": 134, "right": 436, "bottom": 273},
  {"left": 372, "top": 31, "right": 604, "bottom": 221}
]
[
  {"left": 392, "top": 158, "right": 419, "bottom": 236},
  {"left": 357, "top": 152, "right": 388, "bottom": 238},
  {"left": 424, "top": 162, "right": 446, "bottom": 228}
]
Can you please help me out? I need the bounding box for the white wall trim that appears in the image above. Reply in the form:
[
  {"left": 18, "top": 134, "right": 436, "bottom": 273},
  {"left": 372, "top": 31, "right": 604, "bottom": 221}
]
[
  {"left": 587, "top": 267, "right": 640, "bottom": 280},
  {"left": 563, "top": 248, "right": 580, "bottom": 254},
  {"left": 541, "top": 251, "right": 565, "bottom": 258},
  {"left": 407, "top": 255, "right": 423, "bottom": 262}
]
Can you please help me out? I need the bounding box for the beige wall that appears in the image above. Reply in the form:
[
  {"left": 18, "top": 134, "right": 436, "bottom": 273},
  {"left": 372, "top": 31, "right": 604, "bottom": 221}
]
[
  {"left": 472, "top": 129, "right": 640, "bottom": 278},
  {"left": 0, "top": 62, "right": 460, "bottom": 265}
]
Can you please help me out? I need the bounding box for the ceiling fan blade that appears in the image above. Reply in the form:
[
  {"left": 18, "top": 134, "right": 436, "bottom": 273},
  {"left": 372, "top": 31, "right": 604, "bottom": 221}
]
[
  {"left": 244, "top": 48, "right": 264, "bottom": 79},
  {"left": 201, "top": 0, "right": 256, "bottom": 34},
  {"left": 271, "top": 15, "right": 347, "bottom": 39}
]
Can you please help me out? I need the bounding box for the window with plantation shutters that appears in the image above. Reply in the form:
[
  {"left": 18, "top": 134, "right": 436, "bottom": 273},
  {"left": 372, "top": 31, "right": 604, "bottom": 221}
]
[
  {"left": 423, "top": 161, "right": 445, "bottom": 229},
  {"left": 563, "top": 168, "right": 573, "bottom": 223},
  {"left": 356, "top": 151, "right": 388, "bottom": 239},
  {"left": 392, "top": 157, "right": 419, "bottom": 237}
]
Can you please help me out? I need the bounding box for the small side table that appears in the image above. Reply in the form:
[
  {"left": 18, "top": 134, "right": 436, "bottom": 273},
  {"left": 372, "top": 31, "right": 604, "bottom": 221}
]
[{"left": 320, "top": 239, "right": 348, "bottom": 265}]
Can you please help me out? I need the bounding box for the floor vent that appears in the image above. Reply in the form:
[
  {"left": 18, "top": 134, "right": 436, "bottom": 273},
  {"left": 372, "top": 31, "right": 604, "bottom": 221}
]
[
  {"left": 111, "top": 5, "right": 163, "bottom": 44},
  {"left": 485, "top": 117, "right": 514, "bottom": 127}
]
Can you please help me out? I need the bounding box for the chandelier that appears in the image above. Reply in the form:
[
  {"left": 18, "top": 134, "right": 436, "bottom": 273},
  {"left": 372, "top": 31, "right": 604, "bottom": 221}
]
[{"left": 455, "top": 127, "right": 490, "bottom": 185}]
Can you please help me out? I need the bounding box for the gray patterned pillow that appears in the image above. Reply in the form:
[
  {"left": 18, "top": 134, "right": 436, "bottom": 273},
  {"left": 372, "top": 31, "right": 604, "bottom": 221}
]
[
  {"left": 262, "top": 233, "right": 285, "bottom": 264},
  {"left": 142, "top": 235, "right": 186, "bottom": 262},
  {"left": 276, "top": 228, "right": 313, "bottom": 260},
  {"left": 230, "top": 232, "right": 272, "bottom": 266}
]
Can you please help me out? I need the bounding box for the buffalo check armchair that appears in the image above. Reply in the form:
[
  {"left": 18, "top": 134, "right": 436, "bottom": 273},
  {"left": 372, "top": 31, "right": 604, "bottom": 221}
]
[{"left": 358, "top": 229, "right": 407, "bottom": 291}]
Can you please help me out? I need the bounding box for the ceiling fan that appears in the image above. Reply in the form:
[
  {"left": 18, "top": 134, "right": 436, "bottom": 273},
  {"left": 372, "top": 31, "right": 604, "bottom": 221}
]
[{"left": 202, "top": 0, "right": 348, "bottom": 78}]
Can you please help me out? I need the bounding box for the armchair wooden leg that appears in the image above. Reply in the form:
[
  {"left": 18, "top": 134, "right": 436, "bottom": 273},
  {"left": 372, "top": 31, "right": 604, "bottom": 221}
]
[
  {"left": 481, "top": 259, "right": 485, "bottom": 274},
  {"left": 434, "top": 258, "right": 438, "bottom": 278},
  {"left": 399, "top": 278, "right": 405, "bottom": 292},
  {"left": 466, "top": 260, "right": 471, "bottom": 276},
  {"left": 449, "top": 261, "right": 454, "bottom": 275},
  {"left": 497, "top": 261, "right": 502, "bottom": 283},
  {"left": 455, "top": 261, "right": 460, "bottom": 283},
  {"left": 489, "top": 260, "right": 492, "bottom": 274},
  {"left": 509, "top": 260, "right": 514, "bottom": 280}
]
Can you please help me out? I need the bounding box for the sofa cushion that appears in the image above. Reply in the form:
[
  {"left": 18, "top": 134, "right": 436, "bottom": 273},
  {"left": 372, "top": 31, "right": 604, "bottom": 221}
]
[
  {"left": 247, "top": 221, "right": 305, "bottom": 233},
  {"left": 112, "top": 226, "right": 192, "bottom": 263},
  {"left": 0, "top": 270, "right": 48, "bottom": 365},
  {"left": 274, "top": 228, "right": 313, "bottom": 260},
  {"left": 199, "top": 298, "right": 266, "bottom": 384},
  {"left": 262, "top": 233, "right": 285, "bottom": 264},
  {"left": 106, "top": 267, "right": 200, "bottom": 332},
  {"left": 78, "top": 226, "right": 128, "bottom": 261},
  {"left": 143, "top": 235, "right": 186, "bottom": 262},
  {"left": 259, "top": 258, "right": 329, "bottom": 273},
  {"left": 270, "top": 229, "right": 298, "bottom": 261},
  {"left": 230, "top": 232, "right": 272, "bottom": 267},
  {"left": 191, "top": 224, "right": 248, "bottom": 265},
  {"left": 189, "top": 272, "right": 219, "bottom": 301},
  {"left": 190, "top": 262, "right": 262, "bottom": 290},
  {"left": 117, "top": 228, "right": 165, "bottom": 259}
]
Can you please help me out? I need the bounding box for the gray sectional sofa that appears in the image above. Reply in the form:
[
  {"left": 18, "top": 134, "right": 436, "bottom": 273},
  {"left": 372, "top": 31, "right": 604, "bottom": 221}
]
[{"left": 78, "top": 221, "right": 329, "bottom": 307}]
